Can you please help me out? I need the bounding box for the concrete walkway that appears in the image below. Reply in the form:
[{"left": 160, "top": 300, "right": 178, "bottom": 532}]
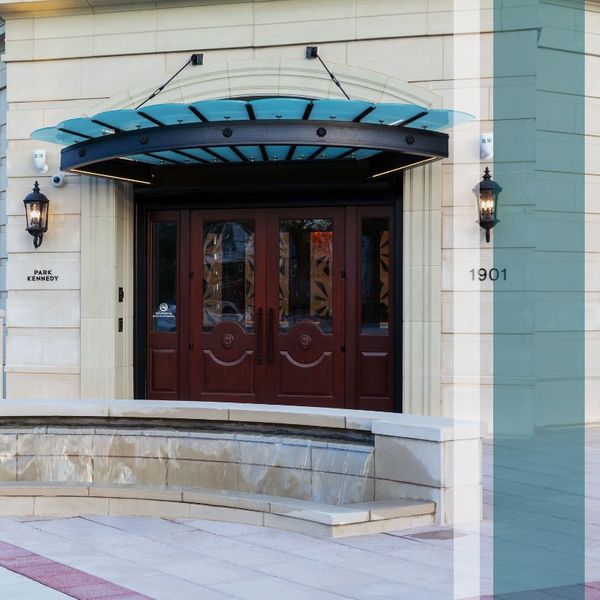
[{"left": 0, "top": 434, "right": 597, "bottom": 599}]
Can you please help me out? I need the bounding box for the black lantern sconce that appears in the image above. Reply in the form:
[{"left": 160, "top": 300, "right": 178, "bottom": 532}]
[
  {"left": 23, "top": 181, "right": 49, "bottom": 248},
  {"left": 475, "top": 167, "right": 501, "bottom": 243}
]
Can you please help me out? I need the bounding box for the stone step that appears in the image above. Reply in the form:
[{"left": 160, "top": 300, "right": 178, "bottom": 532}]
[{"left": 0, "top": 481, "right": 435, "bottom": 538}]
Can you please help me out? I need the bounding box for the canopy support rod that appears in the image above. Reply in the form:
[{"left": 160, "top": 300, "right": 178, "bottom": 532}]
[
  {"left": 306, "top": 48, "right": 351, "bottom": 100},
  {"left": 136, "top": 54, "right": 202, "bottom": 110}
]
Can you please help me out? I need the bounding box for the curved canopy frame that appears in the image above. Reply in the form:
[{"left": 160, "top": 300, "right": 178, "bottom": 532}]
[{"left": 32, "top": 97, "right": 473, "bottom": 185}]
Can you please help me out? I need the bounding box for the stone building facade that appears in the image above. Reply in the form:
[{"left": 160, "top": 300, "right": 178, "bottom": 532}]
[{"left": 0, "top": 0, "right": 594, "bottom": 427}]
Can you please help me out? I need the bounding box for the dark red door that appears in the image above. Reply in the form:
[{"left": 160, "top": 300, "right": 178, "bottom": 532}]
[
  {"left": 265, "top": 209, "right": 346, "bottom": 407},
  {"left": 146, "top": 205, "right": 394, "bottom": 411},
  {"left": 189, "top": 210, "right": 266, "bottom": 401}
]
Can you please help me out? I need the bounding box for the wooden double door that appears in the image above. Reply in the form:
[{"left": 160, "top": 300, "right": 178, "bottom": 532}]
[{"left": 146, "top": 206, "right": 395, "bottom": 411}]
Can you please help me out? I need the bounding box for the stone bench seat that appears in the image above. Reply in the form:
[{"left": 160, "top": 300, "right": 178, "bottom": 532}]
[
  {"left": 0, "top": 481, "right": 435, "bottom": 537},
  {"left": 0, "top": 400, "right": 484, "bottom": 533}
]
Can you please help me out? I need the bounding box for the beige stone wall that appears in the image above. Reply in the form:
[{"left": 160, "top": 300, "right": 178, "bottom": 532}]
[{"left": 7, "top": 0, "right": 593, "bottom": 427}]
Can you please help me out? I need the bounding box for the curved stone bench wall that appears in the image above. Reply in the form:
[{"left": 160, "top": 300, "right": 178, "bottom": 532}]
[
  {"left": 0, "top": 401, "right": 484, "bottom": 527},
  {"left": 0, "top": 426, "right": 375, "bottom": 505}
]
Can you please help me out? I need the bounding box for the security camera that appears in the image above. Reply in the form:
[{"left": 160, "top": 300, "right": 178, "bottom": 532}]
[
  {"left": 33, "top": 149, "right": 49, "bottom": 174},
  {"left": 51, "top": 172, "right": 65, "bottom": 187}
]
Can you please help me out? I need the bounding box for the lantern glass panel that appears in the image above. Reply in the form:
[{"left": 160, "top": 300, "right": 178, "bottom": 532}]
[
  {"left": 479, "top": 190, "right": 496, "bottom": 222},
  {"left": 25, "top": 199, "right": 49, "bottom": 233}
]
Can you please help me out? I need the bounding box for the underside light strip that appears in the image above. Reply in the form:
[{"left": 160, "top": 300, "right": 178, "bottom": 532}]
[
  {"left": 369, "top": 156, "right": 439, "bottom": 179},
  {"left": 70, "top": 168, "right": 153, "bottom": 185}
]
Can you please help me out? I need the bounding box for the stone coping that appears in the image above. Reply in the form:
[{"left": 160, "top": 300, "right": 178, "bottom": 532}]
[
  {"left": 0, "top": 400, "right": 483, "bottom": 442},
  {"left": 0, "top": 482, "right": 435, "bottom": 538}
]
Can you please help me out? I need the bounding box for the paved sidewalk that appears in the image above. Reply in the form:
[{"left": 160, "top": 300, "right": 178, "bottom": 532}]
[
  {"left": 0, "top": 514, "right": 483, "bottom": 600},
  {"left": 0, "top": 433, "right": 597, "bottom": 599}
]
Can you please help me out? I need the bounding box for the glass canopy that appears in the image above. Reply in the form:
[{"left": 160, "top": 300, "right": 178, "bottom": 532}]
[{"left": 31, "top": 97, "right": 473, "bottom": 168}]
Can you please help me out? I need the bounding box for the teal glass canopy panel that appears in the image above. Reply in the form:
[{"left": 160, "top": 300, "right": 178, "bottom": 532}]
[
  {"left": 493, "top": 0, "right": 585, "bottom": 597},
  {"left": 190, "top": 99, "right": 250, "bottom": 121},
  {"left": 263, "top": 146, "right": 289, "bottom": 161},
  {"left": 138, "top": 103, "right": 201, "bottom": 125},
  {"left": 32, "top": 97, "right": 474, "bottom": 146},
  {"left": 250, "top": 98, "right": 310, "bottom": 120},
  {"left": 60, "top": 118, "right": 113, "bottom": 138},
  {"left": 93, "top": 109, "right": 160, "bottom": 131},
  {"left": 360, "top": 103, "right": 426, "bottom": 125},
  {"left": 30, "top": 96, "right": 472, "bottom": 173},
  {"left": 308, "top": 99, "right": 373, "bottom": 121},
  {"left": 411, "top": 108, "right": 473, "bottom": 130},
  {"left": 32, "top": 127, "right": 88, "bottom": 145},
  {"left": 236, "top": 146, "right": 263, "bottom": 161}
]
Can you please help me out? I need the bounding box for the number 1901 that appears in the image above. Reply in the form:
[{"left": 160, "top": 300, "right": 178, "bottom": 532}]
[{"left": 470, "top": 268, "right": 507, "bottom": 281}]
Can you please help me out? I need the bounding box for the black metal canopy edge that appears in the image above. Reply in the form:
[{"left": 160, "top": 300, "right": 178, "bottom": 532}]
[{"left": 61, "top": 119, "right": 448, "bottom": 184}]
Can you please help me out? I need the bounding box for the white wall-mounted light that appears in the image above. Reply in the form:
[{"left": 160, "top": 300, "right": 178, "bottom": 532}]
[
  {"left": 33, "top": 149, "right": 49, "bottom": 174},
  {"left": 480, "top": 133, "right": 493, "bottom": 160}
]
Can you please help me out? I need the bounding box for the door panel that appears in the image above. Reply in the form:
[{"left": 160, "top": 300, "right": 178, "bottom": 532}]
[
  {"left": 189, "top": 210, "right": 266, "bottom": 401},
  {"left": 266, "top": 210, "right": 345, "bottom": 407},
  {"left": 146, "top": 212, "right": 181, "bottom": 400},
  {"left": 354, "top": 208, "right": 394, "bottom": 410}
]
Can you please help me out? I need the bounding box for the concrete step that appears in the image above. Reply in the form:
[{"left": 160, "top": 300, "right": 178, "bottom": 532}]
[{"left": 0, "top": 481, "right": 435, "bottom": 538}]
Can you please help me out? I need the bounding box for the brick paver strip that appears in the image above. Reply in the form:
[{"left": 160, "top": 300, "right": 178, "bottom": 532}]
[
  {"left": 471, "top": 586, "right": 600, "bottom": 599},
  {"left": 0, "top": 540, "right": 152, "bottom": 600}
]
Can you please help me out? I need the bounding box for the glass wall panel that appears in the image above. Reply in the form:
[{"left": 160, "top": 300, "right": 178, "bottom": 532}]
[
  {"left": 361, "top": 217, "right": 390, "bottom": 334},
  {"left": 152, "top": 221, "right": 177, "bottom": 332},
  {"left": 279, "top": 218, "right": 333, "bottom": 333},
  {"left": 202, "top": 220, "right": 255, "bottom": 331}
]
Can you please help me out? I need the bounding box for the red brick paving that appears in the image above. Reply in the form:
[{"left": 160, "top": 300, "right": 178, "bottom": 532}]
[{"left": 0, "top": 540, "right": 152, "bottom": 600}]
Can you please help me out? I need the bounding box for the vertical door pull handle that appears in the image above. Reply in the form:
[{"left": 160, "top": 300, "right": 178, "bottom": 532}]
[
  {"left": 256, "top": 308, "right": 263, "bottom": 363},
  {"left": 267, "top": 308, "right": 275, "bottom": 364}
]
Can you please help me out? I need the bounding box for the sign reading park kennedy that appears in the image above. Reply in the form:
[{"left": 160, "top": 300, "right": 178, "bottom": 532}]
[{"left": 27, "top": 269, "right": 59, "bottom": 282}]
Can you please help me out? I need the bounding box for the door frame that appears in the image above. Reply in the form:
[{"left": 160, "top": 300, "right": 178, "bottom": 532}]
[{"left": 134, "top": 178, "right": 403, "bottom": 411}]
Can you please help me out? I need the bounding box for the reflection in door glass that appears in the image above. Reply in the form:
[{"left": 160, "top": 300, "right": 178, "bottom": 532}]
[
  {"left": 203, "top": 220, "right": 255, "bottom": 331},
  {"left": 361, "top": 217, "right": 390, "bottom": 334},
  {"left": 152, "top": 221, "right": 177, "bottom": 333},
  {"left": 279, "top": 219, "right": 333, "bottom": 333}
]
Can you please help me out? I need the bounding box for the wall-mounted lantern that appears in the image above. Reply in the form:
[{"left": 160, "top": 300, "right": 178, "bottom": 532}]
[
  {"left": 24, "top": 181, "right": 49, "bottom": 248},
  {"left": 475, "top": 167, "right": 501, "bottom": 243}
]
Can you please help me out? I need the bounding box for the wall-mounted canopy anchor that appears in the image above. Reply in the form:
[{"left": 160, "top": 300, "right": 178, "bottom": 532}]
[{"left": 305, "top": 46, "right": 351, "bottom": 100}]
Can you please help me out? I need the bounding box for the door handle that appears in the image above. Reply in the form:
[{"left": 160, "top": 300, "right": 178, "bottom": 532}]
[
  {"left": 256, "top": 308, "right": 263, "bottom": 363},
  {"left": 267, "top": 308, "right": 274, "bottom": 364}
]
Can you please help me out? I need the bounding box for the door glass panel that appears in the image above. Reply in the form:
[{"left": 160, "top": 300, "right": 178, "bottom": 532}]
[
  {"left": 279, "top": 218, "right": 333, "bottom": 333},
  {"left": 152, "top": 221, "right": 177, "bottom": 333},
  {"left": 203, "top": 220, "right": 255, "bottom": 331},
  {"left": 361, "top": 217, "right": 390, "bottom": 334}
]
